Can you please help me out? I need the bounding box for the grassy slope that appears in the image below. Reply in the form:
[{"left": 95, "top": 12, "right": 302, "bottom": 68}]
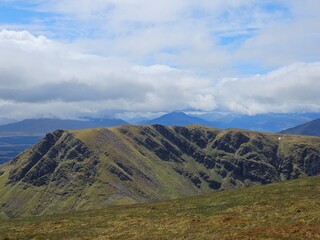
[
  {"left": 0, "top": 126, "right": 201, "bottom": 219},
  {"left": 0, "top": 175, "right": 320, "bottom": 239},
  {"left": 72, "top": 126, "right": 203, "bottom": 201}
]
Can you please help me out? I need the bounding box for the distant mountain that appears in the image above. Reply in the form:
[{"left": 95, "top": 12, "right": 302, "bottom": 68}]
[
  {"left": 280, "top": 118, "right": 320, "bottom": 136},
  {"left": 140, "top": 112, "right": 320, "bottom": 133},
  {"left": 1, "top": 124, "right": 320, "bottom": 218},
  {"left": 141, "top": 112, "right": 219, "bottom": 127},
  {"left": 199, "top": 112, "right": 320, "bottom": 133},
  {"left": 0, "top": 118, "right": 16, "bottom": 125},
  {"left": 0, "top": 118, "right": 128, "bottom": 137},
  {"left": 0, "top": 118, "right": 128, "bottom": 163}
]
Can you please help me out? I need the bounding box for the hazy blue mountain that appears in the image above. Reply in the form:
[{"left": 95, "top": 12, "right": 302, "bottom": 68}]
[
  {"left": 1, "top": 112, "right": 319, "bottom": 164},
  {"left": 141, "top": 112, "right": 220, "bottom": 127},
  {"left": 140, "top": 112, "right": 320, "bottom": 133},
  {"left": 280, "top": 118, "right": 320, "bottom": 136},
  {"left": 0, "top": 118, "right": 128, "bottom": 163},
  {"left": 0, "top": 118, "right": 128, "bottom": 137},
  {"left": 197, "top": 112, "right": 320, "bottom": 132}
]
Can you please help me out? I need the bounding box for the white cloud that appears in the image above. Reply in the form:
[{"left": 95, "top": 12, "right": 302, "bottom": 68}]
[
  {"left": 1, "top": 30, "right": 319, "bottom": 119},
  {"left": 4, "top": 1, "right": 318, "bottom": 74},
  {"left": 216, "top": 62, "right": 320, "bottom": 115},
  {"left": 0, "top": 30, "right": 216, "bottom": 119},
  {"left": 0, "top": 1, "right": 320, "bottom": 119}
]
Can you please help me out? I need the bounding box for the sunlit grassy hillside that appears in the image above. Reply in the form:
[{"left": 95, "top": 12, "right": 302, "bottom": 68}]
[{"left": 1, "top": 175, "right": 320, "bottom": 239}]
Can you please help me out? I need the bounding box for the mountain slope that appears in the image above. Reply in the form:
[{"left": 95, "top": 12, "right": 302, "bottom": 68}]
[
  {"left": 141, "top": 112, "right": 218, "bottom": 127},
  {"left": 0, "top": 136, "right": 42, "bottom": 165},
  {"left": 0, "top": 118, "right": 128, "bottom": 164},
  {"left": 0, "top": 118, "right": 128, "bottom": 137},
  {"left": 0, "top": 124, "right": 320, "bottom": 218},
  {"left": 280, "top": 118, "right": 320, "bottom": 136},
  {"left": 1, "top": 175, "right": 320, "bottom": 239}
]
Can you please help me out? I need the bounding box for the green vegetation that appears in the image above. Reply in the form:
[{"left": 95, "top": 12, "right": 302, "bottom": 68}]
[
  {"left": 0, "top": 124, "right": 320, "bottom": 219},
  {"left": 0, "top": 175, "right": 320, "bottom": 239}
]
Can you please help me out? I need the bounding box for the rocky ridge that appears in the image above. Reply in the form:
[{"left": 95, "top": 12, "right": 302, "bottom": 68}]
[{"left": 0, "top": 124, "right": 320, "bottom": 218}]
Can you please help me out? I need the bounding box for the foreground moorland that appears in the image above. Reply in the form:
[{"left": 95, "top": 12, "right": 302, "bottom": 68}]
[
  {"left": 1, "top": 124, "right": 320, "bottom": 218},
  {"left": 0, "top": 175, "right": 320, "bottom": 239}
]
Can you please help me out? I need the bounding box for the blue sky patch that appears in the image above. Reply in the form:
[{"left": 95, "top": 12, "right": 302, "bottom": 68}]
[{"left": 0, "top": 2, "right": 52, "bottom": 25}]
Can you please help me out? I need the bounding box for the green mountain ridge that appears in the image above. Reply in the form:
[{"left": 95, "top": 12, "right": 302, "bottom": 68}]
[{"left": 0, "top": 124, "right": 320, "bottom": 219}]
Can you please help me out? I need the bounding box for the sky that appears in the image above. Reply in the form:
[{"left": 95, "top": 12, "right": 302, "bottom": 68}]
[{"left": 0, "top": 0, "right": 319, "bottom": 121}]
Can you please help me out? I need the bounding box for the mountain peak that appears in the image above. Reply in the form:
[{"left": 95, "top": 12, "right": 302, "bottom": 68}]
[
  {"left": 164, "top": 111, "right": 188, "bottom": 116},
  {"left": 142, "top": 111, "right": 214, "bottom": 127}
]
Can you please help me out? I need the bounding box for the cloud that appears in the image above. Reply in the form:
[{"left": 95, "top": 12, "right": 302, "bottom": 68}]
[
  {"left": 6, "top": 0, "right": 312, "bottom": 74},
  {"left": 0, "top": 30, "right": 216, "bottom": 119},
  {"left": 216, "top": 62, "right": 320, "bottom": 115},
  {"left": 0, "top": 1, "right": 320, "bottom": 120},
  {"left": 1, "top": 30, "right": 319, "bottom": 120}
]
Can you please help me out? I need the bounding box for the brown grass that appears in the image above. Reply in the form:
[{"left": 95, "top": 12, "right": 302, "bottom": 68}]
[{"left": 1, "top": 175, "right": 320, "bottom": 239}]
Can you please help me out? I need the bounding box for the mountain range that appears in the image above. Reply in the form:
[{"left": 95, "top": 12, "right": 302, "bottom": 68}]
[
  {"left": 1, "top": 124, "right": 320, "bottom": 218},
  {"left": 1, "top": 112, "right": 319, "bottom": 137},
  {"left": 280, "top": 118, "right": 320, "bottom": 136},
  {"left": 142, "top": 111, "right": 320, "bottom": 132},
  {"left": 1, "top": 112, "right": 320, "bottom": 165}
]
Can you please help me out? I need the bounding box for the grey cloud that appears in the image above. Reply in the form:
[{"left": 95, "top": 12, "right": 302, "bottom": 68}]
[
  {"left": 0, "top": 79, "right": 153, "bottom": 103},
  {"left": 0, "top": 30, "right": 216, "bottom": 119},
  {"left": 0, "top": 29, "right": 319, "bottom": 120}
]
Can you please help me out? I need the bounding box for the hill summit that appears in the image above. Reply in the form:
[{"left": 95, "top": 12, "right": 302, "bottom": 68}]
[{"left": 0, "top": 124, "right": 320, "bottom": 218}]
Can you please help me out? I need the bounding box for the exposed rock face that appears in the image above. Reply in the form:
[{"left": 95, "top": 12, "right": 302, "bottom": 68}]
[
  {"left": 8, "top": 130, "right": 64, "bottom": 184},
  {"left": 8, "top": 130, "right": 98, "bottom": 187},
  {"left": 213, "top": 132, "right": 250, "bottom": 153},
  {"left": 0, "top": 124, "right": 320, "bottom": 218}
]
